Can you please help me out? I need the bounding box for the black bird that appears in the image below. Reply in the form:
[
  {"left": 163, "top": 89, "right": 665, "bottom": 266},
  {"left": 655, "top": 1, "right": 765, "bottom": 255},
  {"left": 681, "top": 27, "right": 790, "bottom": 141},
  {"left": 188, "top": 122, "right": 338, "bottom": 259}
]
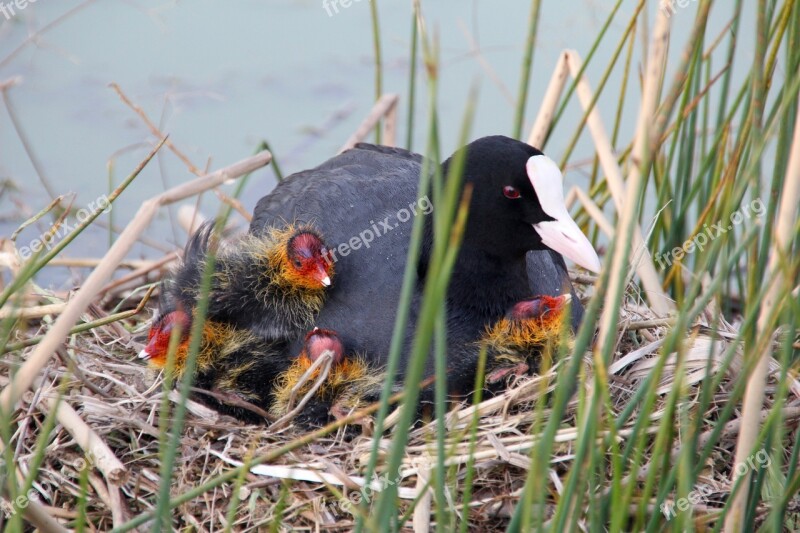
[
  {"left": 139, "top": 221, "right": 335, "bottom": 422},
  {"left": 148, "top": 221, "right": 334, "bottom": 344},
  {"left": 249, "top": 136, "right": 599, "bottom": 398},
  {"left": 480, "top": 294, "right": 572, "bottom": 387},
  {"left": 271, "top": 328, "right": 385, "bottom": 427}
]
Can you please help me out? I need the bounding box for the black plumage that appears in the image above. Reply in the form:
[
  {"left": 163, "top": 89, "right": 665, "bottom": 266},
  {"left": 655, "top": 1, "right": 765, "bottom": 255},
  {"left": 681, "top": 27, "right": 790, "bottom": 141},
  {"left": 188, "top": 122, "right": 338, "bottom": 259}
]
[
  {"left": 249, "top": 136, "right": 598, "bottom": 399},
  {"left": 141, "top": 220, "right": 335, "bottom": 422},
  {"left": 158, "top": 221, "right": 334, "bottom": 342}
]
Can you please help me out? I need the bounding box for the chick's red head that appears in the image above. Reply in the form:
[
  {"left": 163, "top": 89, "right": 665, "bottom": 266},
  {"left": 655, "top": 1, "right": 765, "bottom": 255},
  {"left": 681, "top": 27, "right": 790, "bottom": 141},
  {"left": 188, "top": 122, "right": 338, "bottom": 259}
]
[
  {"left": 286, "top": 230, "right": 334, "bottom": 290},
  {"left": 303, "top": 328, "right": 345, "bottom": 365},
  {"left": 138, "top": 309, "right": 192, "bottom": 368},
  {"left": 509, "top": 294, "right": 570, "bottom": 321}
]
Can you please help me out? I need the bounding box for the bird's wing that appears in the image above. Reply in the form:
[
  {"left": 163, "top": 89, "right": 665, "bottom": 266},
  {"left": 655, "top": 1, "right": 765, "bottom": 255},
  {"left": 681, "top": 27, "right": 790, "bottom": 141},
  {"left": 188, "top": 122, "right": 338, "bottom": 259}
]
[
  {"left": 526, "top": 249, "right": 585, "bottom": 329},
  {"left": 249, "top": 146, "right": 424, "bottom": 357}
]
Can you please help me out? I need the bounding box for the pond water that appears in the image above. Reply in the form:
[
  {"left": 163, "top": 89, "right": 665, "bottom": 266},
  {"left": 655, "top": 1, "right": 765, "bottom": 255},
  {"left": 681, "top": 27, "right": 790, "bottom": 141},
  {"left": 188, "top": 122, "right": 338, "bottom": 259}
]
[{"left": 0, "top": 0, "right": 752, "bottom": 288}]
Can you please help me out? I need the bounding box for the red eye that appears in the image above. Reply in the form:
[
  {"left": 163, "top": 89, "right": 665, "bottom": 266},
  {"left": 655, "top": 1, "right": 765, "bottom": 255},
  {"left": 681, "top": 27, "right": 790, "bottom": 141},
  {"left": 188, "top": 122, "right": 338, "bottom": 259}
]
[{"left": 503, "top": 186, "right": 521, "bottom": 199}]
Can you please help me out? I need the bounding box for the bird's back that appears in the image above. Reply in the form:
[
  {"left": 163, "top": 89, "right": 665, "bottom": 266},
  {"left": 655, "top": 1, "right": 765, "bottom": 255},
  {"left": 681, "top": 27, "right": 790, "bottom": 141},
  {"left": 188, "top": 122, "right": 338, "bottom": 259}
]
[
  {"left": 250, "top": 144, "right": 423, "bottom": 360},
  {"left": 249, "top": 143, "right": 584, "bottom": 371}
]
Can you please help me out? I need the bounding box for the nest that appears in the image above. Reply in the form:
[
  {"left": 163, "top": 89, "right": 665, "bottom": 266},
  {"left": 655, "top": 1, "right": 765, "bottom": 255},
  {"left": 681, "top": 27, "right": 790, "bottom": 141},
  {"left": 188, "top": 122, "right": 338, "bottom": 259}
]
[{"left": 4, "top": 272, "right": 799, "bottom": 532}]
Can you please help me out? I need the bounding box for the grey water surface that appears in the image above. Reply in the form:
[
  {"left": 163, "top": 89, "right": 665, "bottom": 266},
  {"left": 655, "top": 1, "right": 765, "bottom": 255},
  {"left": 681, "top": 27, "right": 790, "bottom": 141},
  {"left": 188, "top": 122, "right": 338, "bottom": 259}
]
[{"left": 0, "top": 0, "right": 752, "bottom": 288}]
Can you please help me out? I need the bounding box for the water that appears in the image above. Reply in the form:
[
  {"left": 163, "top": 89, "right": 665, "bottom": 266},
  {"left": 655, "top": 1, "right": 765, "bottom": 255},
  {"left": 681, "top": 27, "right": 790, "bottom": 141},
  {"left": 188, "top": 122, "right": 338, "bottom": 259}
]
[{"left": 0, "top": 0, "right": 754, "bottom": 289}]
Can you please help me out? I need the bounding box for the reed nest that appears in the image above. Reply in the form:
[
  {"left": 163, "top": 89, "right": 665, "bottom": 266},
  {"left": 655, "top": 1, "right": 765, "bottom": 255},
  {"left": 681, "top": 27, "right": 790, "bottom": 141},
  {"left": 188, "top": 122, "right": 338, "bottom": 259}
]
[
  {"left": 3, "top": 271, "right": 798, "bottom": 531},
  {"left": 2, "top": 4, "right": 799, "bottom": 527}
]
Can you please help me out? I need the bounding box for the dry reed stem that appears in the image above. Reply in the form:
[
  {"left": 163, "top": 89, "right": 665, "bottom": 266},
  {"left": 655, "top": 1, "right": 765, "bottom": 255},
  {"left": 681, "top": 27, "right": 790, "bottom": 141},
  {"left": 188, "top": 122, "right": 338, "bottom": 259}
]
[
  {"left": 527, "top": 50, "right": 673, "bottom": 314},
  {"left": 167, "top": 390, "right": 220, "bottom": 422},
  {"left": 528, "top": 50, "right": 570, "bottom": 148},
  {"left": 413, "top": 458, "right": 432, "bottom": 533},
  {"left": 563, "top": 49, "right": 672, "bottom": 315},
  {"left": 725, "top": 90, "right": 800, "bottom": 531},
  {"left": 246, "top": 463, "right": 419, "bottom": 500},
  {"left": 0, "top": 0, "right": 99, "bottom": 70},
  {"left": 382, "top": 100, "right": 398, "bottom": 148},
  {"left": 109, "top": 83, "right": 203, "bottom": 177},
  {"left": 0, "top": 76, "right": 22, "bottom": 91},
  {"left": 47, "top": 258, "right": 155, "bottom": 269},
  {"left": 0, "top": 144, "right": 271, "bottom": 415},
  {"left": 17, "top": 499, "right": 69, "bottom": 533},
  {"left": 107, "top": 483, "right": 132, "bottom": 530},
  {"left": 339, "top": 94, "right": 400, "bottom": 153},
  {"left": 271, "top": 352, "right": 335, "bottom": 431},
  {"left": 212, "top": 189, "right": 253, "bottom": 222},
  {"left": 177, "top": 205, "right": 209, "bottom": 235},
  {"left": 0, "top": 304, "right": 67, "bottom": 320},
  {"left": 99, "top": 252, "right": 179, "bottom": 296},
  {"left": 567, "top": 185, "right": 614, "bottom": 236},
  {"left": 43, "top": 395, "right": 128, "bottom": 484},
  {"left": 595, "top": 11, "right": 671, "bottom": 365}
]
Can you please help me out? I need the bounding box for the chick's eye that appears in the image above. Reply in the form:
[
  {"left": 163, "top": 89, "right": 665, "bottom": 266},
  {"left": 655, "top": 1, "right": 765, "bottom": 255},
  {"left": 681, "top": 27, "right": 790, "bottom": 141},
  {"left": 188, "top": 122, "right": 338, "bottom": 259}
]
[
  {"left": 293, "top": 259, "right": 303, "bottom": 269},
  {"left": 503, "top": 186, "right": 521, "bottom": 199}
]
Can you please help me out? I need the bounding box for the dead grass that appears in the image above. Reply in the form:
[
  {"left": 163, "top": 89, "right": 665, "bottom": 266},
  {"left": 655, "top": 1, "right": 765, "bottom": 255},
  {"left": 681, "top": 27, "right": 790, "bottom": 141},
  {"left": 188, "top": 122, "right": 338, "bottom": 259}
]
[{"left": 2, "top": 271, "right": 798, "bottom": 531}]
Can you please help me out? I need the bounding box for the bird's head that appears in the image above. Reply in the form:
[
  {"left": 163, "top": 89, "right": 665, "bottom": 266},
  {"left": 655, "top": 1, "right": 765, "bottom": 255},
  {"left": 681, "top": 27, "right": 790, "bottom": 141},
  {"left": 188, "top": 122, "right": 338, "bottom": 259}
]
[
  {"left": 138, "top": 308, "right": 192, "bottom": 368},
  {"left": 448, "top": 136, "right": 601, "bottom": 272},
  {"left": 284, "top": 229, "right": 334, "bottom": 290},
  {"left": 508, "top": 294, "right": 571, "bottom": 321},
  {"left": 303, "top": 327, "right": 345, "bottom": 365}
]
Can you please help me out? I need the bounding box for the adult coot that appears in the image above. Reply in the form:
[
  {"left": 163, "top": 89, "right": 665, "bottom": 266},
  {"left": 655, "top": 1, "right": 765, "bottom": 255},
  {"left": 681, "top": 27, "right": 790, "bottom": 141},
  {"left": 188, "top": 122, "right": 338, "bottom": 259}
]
[{"left": 249, "top": 136, "right": 599, "bottom": 395}]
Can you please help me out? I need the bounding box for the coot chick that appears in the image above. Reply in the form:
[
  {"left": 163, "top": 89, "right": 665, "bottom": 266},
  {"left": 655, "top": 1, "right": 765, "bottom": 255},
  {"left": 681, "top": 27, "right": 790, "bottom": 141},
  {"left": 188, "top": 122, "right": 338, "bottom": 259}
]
[
  {"left": 480, "top": 294, "right": 572, "bottom": 387},
  {"left": 153, "top": 221, "right": 334, "bottom": 342},
  {"left": 139, "top": 221, "right": 334, "bottom": 422},
  {"left": 138, "top": 309, "right": 287, "bottom": 423},
  {"left": 249, "top": 137, "right": 599, "bottom": 399},
  {"left": 271, "top": 328, "right": 384, "bottom": 427}
]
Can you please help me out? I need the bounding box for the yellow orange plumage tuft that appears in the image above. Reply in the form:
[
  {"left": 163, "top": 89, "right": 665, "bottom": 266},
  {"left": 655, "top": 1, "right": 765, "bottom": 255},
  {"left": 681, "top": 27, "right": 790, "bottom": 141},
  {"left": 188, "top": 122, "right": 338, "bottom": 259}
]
[
  {"left": 271, "top": 351, "right": 381, "bottom": 417},
  {"left": 148, "top": 316, "right": 255, "bottom": 380},
  {"left": 480, "top": 295, "right": 573, "bottom": 374}
]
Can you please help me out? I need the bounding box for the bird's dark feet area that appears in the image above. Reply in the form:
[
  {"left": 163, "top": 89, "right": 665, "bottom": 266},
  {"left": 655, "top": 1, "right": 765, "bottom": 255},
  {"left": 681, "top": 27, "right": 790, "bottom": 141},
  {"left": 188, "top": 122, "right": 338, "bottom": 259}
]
[
  {"left": 486, "top": 362, "right": 530, "bottom": 384},
  {"left": 191, "top": 387, "right": 272, "bottom": 424}
]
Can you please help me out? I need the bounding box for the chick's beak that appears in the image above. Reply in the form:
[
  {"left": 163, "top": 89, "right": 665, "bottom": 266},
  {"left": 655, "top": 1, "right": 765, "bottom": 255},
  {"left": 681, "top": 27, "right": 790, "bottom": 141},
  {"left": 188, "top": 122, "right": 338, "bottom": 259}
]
[
  {"left": 138, "top": 334, "right": 159, "bottom": 361},
  {"left": 314, "top": 264, "right": 332, "bottom": 287}
]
